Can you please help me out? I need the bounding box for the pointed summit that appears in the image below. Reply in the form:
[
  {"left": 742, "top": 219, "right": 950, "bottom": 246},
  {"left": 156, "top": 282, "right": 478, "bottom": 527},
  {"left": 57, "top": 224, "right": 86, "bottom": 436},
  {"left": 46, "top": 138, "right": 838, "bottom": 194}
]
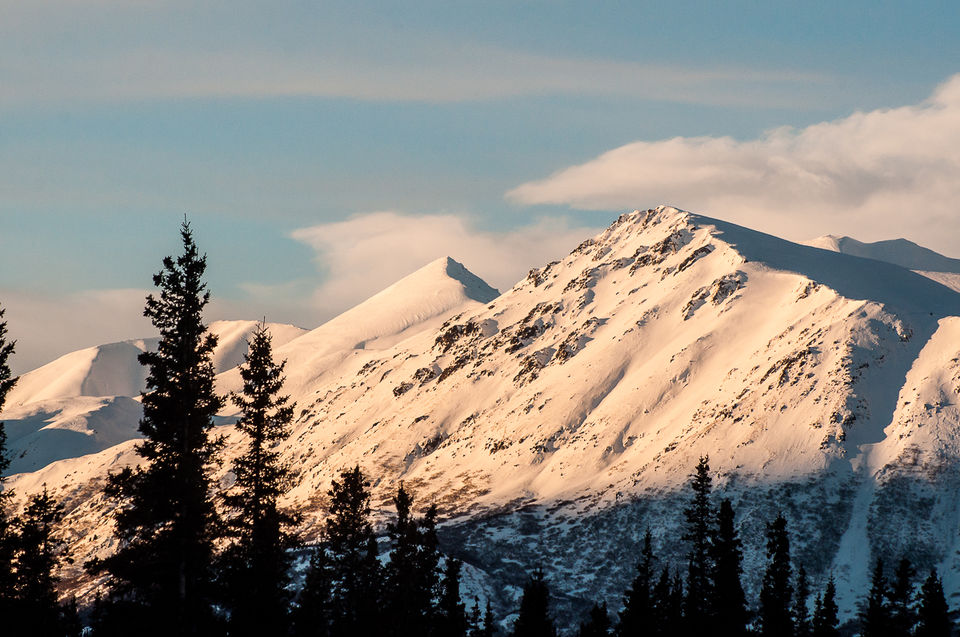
[
  {"left": 290, "top": 256, "right": 498, "bottom": 352},
  {"left": 231, "top": 257, "right": 499, "bottom": 395}
]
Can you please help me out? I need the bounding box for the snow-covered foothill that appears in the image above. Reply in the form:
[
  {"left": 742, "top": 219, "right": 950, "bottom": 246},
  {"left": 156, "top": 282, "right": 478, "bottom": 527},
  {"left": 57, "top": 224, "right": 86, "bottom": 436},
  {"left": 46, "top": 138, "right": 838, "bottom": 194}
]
[{"left": 0, "top": 320, "right": 307, "bottom": 476}]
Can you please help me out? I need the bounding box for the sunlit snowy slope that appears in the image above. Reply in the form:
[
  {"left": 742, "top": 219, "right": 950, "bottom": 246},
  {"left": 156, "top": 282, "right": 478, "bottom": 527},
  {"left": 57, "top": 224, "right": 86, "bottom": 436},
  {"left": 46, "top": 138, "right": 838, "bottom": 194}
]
[{"left": 8, "top": 207, "right": 960, "bottom": 627}]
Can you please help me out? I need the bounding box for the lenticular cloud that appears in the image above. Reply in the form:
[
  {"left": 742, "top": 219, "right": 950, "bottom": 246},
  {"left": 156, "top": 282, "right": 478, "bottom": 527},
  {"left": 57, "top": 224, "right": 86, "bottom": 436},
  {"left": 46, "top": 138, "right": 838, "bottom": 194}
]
[{"left": 508, "top": 74, "right": 960, "bottom": 254}]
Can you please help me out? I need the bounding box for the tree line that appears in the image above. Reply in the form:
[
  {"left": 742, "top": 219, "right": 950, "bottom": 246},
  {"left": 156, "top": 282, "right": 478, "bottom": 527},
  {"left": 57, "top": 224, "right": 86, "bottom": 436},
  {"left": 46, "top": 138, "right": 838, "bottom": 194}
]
[
  {"left": 558, "top": 456, "right": 954, "bottom": 637},
  {"left": 0, "top": 222, "right": 956, "bottom": 636}
]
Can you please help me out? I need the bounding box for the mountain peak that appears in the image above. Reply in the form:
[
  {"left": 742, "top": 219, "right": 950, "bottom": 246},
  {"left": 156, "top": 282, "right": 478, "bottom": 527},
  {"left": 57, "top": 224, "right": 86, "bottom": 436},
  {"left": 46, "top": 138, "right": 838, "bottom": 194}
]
[
  {"left": 245, "top": 257, "right": 500, "bottom": 396},
  {"left": 411, "top": 256, "right": 500, "bottom": 304}
]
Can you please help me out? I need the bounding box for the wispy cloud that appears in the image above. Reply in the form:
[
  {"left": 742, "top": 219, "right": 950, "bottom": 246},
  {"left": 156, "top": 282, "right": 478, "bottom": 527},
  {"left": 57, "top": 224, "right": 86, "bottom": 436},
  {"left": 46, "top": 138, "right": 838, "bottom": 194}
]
[
  {"left": 508, "top": 74, "right": 960, "bottom": 254},
  {"left": 290, "top": 211, "right": 602, "bottom": 313},
  {"left": 0, "top": 1, "right": 830, "bottom": 107}
]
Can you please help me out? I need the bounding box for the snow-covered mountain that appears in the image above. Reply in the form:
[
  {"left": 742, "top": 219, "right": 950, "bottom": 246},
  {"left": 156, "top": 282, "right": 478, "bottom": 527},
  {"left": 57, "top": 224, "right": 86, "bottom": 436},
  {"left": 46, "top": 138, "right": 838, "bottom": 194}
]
[
  {"left": 8, "top": 207, "right": 960, "bottom": 628},
  {"left": 215, "top": 256, "right": 499, "bottom": 398},
  {"left": 1, "top": 320, "right": 306, "bottom": 475},
  {"left": 805, "top": 234, "right": 960, "bottom": 293}
]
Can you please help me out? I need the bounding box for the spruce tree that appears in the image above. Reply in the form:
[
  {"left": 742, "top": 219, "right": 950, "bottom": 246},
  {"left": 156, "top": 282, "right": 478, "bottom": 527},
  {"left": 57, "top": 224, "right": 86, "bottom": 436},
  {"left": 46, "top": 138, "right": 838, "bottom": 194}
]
[
  {"left": 292, "top": 546, "right": 334, "bottom": 637},
  {"left": 221, "top": 323, "right": 299, "bottom": 637},
  {"left": 651, "top": 567, "right": 684, "bottom": 635},
  {"left": 468, "top": 597, "right": 483, "bottom": 637},
  {"left": 61, "top": 595, "right": 83, "bottom": 637},
  {"left": 436, "top": 558, "right": 469, "bottom": 637},
  {"left": 758, "top": 513, "right": 793, "bottom": 637},
  {"left": 682, "top": 456, "right": 714, "bottom": 633},
  {"left": 0, "top": 303, "right": 16, "bottom": 421},
  {"left": 669, "top": 571, "right": 685, "bottom": 630},
  {"left": 888, "top": 556, "right": 917, "bottom": 637},
  {"left": 578, "top": 602, "right": 612, "bottom": 637},
  {"left": 793, "top": 565, "right": 811, "bottom": 637},
  {"left": 476, "top": 600, "right": 496, "bottom": 637},
  {"left": 15, "top": 487, "right": 73, "bottom": 637},
  {"left": 89, "top": 221, "right": 225, "bottom": 635},
  {"left": 617, "top": 530, "right": 655, "bottom": 636},
  {"left": 711, "top": 498, "right": 748, "bottom": 636},
  {"left": 511, "top": 568, "right": 556, "bottom": 637},
  {"left": 916, "top": 568, "right": 951, "bottom": 637},
  {"left": 0, "top": 303, "right": 18, "bottom": 618},
  {"left": 384, "top": 484, "right": 441, "bottom": 635},
  {"left": 860, "top": 558, "right": 891, "bottom": 637},
  {"left": 811, "top": 576, "right": 839, "bottom": 637},
  {"left": 650, "top": 568, "right": 673, "bottom": 635},
  {"left": 324, "top": 465, "right": 384, "bottom": 636}
]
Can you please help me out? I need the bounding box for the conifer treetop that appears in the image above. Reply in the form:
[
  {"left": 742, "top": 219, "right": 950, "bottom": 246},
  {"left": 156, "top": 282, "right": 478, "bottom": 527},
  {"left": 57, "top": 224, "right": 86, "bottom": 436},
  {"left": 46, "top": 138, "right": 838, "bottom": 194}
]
[
  {"left": 0, "top": 304, "right": 18, "bottom": 478},
  {"left": 136, "top": 220, "right": 224, "bottom": 463}
]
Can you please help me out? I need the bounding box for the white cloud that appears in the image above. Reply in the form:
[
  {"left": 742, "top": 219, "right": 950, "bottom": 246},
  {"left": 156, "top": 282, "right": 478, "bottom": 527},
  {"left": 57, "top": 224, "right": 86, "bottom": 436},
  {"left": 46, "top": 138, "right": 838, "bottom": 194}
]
[
  {"left": 508, "top": 74, "right": 960, "bottom": 255},
  {"left": 290, "top": 212, "right": 601, "bottom": 313}
]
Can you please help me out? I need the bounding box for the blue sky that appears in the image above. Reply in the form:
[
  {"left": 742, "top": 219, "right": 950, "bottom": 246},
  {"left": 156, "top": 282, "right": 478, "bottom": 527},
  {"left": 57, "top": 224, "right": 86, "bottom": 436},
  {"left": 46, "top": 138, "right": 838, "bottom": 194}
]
[{"left": 2, "top": 0, "right": 960, "bottom": 372}]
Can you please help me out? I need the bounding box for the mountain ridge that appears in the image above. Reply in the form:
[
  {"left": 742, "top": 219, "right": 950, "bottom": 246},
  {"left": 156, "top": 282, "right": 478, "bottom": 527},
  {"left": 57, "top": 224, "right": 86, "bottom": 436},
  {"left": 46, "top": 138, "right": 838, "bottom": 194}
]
[{"left": 7, "top": 205, "right": 960, "bottom": 627}]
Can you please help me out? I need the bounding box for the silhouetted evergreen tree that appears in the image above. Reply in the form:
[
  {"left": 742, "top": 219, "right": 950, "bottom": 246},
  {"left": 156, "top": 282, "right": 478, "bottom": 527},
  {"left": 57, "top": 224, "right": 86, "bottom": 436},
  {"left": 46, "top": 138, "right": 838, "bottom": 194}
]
[
  {"left": 916, "top": 568, "right": 951, "bottom": 637},
  {"left": 649, "top": 567, "right": 684, "bottom": 635},
  {"left": 812, "top": 576, "right": 839, "bottom": 637},
  {"left": 15, "top": 487, "right": 72, "bottom": 637},
  {"left": 889, "top": 557, "right": 917, "bottom": 637},
  {"left": 578, "top": 601, "right": 612, "bottom": 637},
  {"left": 511, "top": 568, "right": 556, "bottom": 637},
  {"left": 683, "top": 456, "right": 714, "bottom": 633},
  {"left": 436, "top": 558, "right": 469, "bottom": 637},
  {"left": 61, "top": 595, "right": 83, "bottom": 637},
  {"left": 793, "top": 565, "right": 811, "bottom": 637},
  {"left": 650, "top": 568, "right": 672, "bottom": 635},
  {"left": 384, "top": 484, "right": 441, "bottom": 635},
  {"left": 220, "top": 323, "right": 299, "bottom": 637},
  {"left": 711, "top": 498, "right": 748, "bottom": 636},
  {"left": 474, "top": 600, "right": 496, "bottom": 637},
  {"left": 860, "top": 558, "right": 891, "bottom": 637},
  {"left": 89, "top": 222, "right": 225, "bottom": 636},
  {"left": 325, "top": 465, "right": 383, "bottom": 636},
  {"left": 468, "top": 598, "right": 484, "bottom": 637},
  {"left": 669, "top": 571, "right": 685, "bottom": 630},
  {"left": 292, "top": 546, "right": 333, "bottom": 637},
  {"left": 759, "top": 513, "right": 793, "bottom": 637},
  {"left": 0, "top": 303, "right": 18, "bottom": 621},
  {"left": 618, "top": 530, "right": 655, "bottom": 636},
  {"left": 0, "top": 304, "right": 15, "bottom": 416}
]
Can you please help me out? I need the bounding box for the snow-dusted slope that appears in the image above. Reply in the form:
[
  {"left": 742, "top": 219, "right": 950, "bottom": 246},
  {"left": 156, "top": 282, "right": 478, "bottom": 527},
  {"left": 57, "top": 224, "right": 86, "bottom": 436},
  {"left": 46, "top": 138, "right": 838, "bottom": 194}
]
[
  {"left": 1, "top": 396, "right": 142, "bottom": 475},
  {"left": 11, "top": 207, "right": 960, "bottom": 626}
]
